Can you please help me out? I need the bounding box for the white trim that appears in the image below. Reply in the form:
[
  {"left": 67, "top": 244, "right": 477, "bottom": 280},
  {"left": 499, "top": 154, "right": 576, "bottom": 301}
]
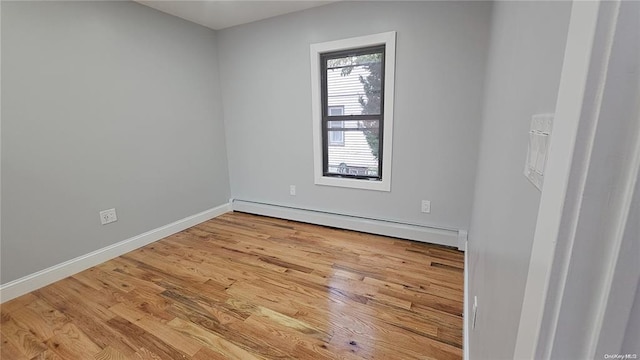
[
  {"left": 0, "top": 2, "right": 3, "bottom": 266},
  {"left": 0, "top": 203, "right": 231, "bottom": 303},
  {"left": 514, "top": 1, "right": 609, "bottom": 357},
  {"left": 310, "top": 31, "right": 396, "bottom": 192},
  {"left": 311, "top": 176, "right": 390, "bottom": 192},
  {"left": 591, "top": 101, "right": 640, "bottom": 356},
  {"left": 464, "top": 241, "right": 470, "bottom": 360},
  {"left": 544, "top": 1, "right": 622, "bottom": 357},
  {"left": 457, "top": 230, "right": 468, "bottom": 251},
  {"left": 231, "top": 199, "right": 458, "bottom": 247}
]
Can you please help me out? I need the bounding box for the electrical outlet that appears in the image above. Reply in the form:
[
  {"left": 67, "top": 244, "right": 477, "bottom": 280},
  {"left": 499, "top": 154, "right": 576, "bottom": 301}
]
[
  {"left": 99, "top": 208, "right": 118, "bottom": 225},
  {"left": 290, "top": 185, "right": 296, "bottom": 196},
  {"left": 472, "top": 295, "right": 478, "bottom": 330},
  {"left": 421, "top": 200, "right": 431, "bottom": 213}
]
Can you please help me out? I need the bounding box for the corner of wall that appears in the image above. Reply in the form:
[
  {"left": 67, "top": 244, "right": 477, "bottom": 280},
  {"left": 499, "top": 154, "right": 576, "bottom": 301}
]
[{"left": 0, "top": 203, "right": 232, "bottom": 303}]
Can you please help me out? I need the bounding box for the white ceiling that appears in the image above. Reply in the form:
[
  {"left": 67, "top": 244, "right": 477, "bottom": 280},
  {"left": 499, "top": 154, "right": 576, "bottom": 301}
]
[{"left": 135, "top": 0, "right": 335, "bottom": 30}]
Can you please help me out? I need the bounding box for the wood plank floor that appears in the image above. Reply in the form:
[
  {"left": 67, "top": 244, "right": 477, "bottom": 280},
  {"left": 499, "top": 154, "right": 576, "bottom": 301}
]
[{"left": 1, "top": 212, "right": 464, "bottom": 360}]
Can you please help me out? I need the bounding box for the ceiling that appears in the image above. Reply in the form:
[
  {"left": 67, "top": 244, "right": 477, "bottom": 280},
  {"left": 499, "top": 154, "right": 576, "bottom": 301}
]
[{"left": 134, "top": 0, "right": 335, "bottom": 30}]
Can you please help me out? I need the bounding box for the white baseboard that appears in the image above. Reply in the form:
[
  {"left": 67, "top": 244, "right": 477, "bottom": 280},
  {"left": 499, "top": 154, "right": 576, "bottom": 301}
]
[
  {"left": 464, "top": 240, "right": 470, "bottom": 360},
  {"left": 231, "top": 199, "right": 459, "bottom": 247},
  {"left": 462, "top": 239, "right": 469, "bottom": 360},
  {"left": 0, "top": 203, "right": 231, "bottom": 303}
]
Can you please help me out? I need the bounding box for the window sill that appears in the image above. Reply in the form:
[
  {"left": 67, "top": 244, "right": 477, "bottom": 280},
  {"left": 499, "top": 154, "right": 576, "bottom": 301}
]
[{"left": 315, "top": 175, "right": 390, "bottom": 192}]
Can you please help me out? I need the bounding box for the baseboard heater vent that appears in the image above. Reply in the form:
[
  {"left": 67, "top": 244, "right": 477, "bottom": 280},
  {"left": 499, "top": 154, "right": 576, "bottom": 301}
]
[{"left": 231, "top": 199, "right": 461, "bottom": 248}]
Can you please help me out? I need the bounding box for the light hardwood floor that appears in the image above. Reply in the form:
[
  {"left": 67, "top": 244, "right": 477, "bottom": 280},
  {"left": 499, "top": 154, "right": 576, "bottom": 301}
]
[{"left": 0, "top": 212, "right": 464, "bottom": 359}]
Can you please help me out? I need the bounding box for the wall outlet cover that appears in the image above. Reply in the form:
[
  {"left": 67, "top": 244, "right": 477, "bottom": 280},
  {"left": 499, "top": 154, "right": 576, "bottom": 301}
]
[
  {"left": 421, "top": 200, "right": 431, "bottom": 213},
  {"left": 99, "top": 208, "right": 118, "bottom": 225}
]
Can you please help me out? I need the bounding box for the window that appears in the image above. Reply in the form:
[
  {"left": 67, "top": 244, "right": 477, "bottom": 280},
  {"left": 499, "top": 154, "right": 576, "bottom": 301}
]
[
  {"left": 328, "top": 106, "right": 344, "bottom": 146},
  {"left": 310, "top": 32, "right": 396, "bottom": 191}
]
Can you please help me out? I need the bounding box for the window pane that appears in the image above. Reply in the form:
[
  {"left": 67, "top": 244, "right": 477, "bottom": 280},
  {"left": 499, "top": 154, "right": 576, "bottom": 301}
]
[
  {"left": 328, "top": 106, "right": 344, "bottom": 116},
  {"left": 327, "top": 120, "right": 379, "bottom": 176},
  {"left": 328, "top": 121, "right": 344, "bottom": 145},
  {"left": 326, "top": 52, "right": 382, "bottom": 116},
  {"left": 328, "top": 130, "right": 344, "bottom": 145}
]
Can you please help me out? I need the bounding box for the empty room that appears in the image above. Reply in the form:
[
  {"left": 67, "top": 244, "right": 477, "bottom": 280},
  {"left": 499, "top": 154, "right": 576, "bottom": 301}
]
[{"left": 1, "top": 0, "right": 638, "bottom": 359}]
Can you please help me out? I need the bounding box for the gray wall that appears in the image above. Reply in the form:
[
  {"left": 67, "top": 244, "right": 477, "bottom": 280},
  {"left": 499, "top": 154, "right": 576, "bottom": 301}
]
[
  {"left": 600, "top": 172, "right": 640, "bottom": 357},
  {"left": 216, "top": 1, "right": 491, "bottom": 231},
  {"left": 622, "top": 277, "right": 640, "bottom": 354},
  {"left": 552, "top": 0, "right": 640, "bottom": 356},
  {"left": 466, "top": 2, "right": 571, "bottom": 359},
  {"left": 620, "top": 175, "right": 640, "bottom": 355},
  {"left": 1, "top": 1, "right": 230, "bottom": 284}
]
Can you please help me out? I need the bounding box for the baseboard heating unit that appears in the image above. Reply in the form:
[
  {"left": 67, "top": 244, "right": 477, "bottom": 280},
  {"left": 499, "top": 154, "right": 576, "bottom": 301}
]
[{"left": 231, "top": 199, "right": 464, "bottom": 249}]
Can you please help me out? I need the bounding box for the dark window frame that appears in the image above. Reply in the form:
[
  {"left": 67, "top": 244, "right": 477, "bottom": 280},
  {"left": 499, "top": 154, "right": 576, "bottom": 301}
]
[{"left": 320, "top": 45, "right": 386, "bottom": 181}]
